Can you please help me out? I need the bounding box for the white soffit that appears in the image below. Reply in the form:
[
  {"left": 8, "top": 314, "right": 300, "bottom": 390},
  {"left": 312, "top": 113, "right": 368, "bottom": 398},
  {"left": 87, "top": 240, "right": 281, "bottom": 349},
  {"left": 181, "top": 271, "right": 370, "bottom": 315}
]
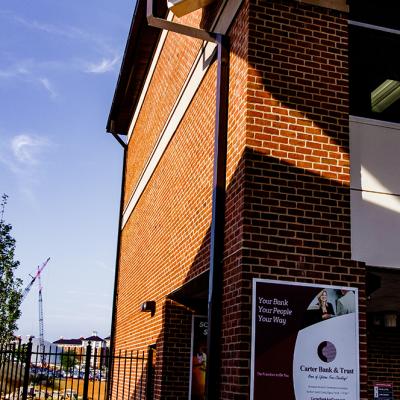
[{"left": 168, "top": 0, "right": 217, "bottom": 18}]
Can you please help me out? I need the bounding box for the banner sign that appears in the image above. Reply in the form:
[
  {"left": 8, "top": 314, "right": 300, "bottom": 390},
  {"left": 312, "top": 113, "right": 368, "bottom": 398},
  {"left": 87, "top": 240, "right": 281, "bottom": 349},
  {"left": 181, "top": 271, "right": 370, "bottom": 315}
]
[
  {"left": 374, "top": 383, "right": 393, "bottom": 400},
  {"left": 251, "top": 279, "right": 359, "bottom": 400},
  {"left": 189, "top": 315, "right": 208, "bottom": 400}
]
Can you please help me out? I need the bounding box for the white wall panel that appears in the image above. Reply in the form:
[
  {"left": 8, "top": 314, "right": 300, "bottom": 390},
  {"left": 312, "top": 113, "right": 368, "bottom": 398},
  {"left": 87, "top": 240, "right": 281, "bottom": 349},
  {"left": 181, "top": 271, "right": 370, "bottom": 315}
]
[
  {"left": 350, "top": 118, "right": 400, "bottom": 267},
  {"left": 351, "top": 118, "right": 400, "bottom": 193}
]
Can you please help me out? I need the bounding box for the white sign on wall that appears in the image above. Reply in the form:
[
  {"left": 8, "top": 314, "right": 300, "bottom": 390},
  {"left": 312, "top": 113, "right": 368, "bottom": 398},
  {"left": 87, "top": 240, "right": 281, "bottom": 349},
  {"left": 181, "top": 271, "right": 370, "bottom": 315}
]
[{"left": 251, "top": 279, "right": 359, "bottom": 400}]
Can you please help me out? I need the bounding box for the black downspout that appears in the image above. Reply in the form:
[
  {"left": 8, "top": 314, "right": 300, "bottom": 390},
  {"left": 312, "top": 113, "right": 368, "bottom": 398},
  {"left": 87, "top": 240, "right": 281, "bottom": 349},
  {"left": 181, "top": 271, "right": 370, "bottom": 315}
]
[
  {"left": 205, "top": 33, "right": 229, "bottom": 400},
  {"left": 107, "top": 142, "right": 127, "bottom": 399},
  {"left": 146, "top": 2, "right": 230, "bottom": 398}
]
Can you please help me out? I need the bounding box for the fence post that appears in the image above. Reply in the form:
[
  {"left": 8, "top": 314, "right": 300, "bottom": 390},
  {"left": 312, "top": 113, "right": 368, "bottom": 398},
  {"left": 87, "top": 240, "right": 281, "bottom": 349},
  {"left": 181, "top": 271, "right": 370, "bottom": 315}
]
[
  {"left": 21, "top": 337, "right": 33, "bottom": 400},
  {"left": 0, "top": 342, "right": 9, "bottom": 397},
  {"left": 83, "top": 341, "right": 92, "bottom": 400},
  {"left": 106, "top": 346, "right": 113, "bottom": 400},
  {"left": 146, "top": 345, "right": 156, "bottom": 400}
]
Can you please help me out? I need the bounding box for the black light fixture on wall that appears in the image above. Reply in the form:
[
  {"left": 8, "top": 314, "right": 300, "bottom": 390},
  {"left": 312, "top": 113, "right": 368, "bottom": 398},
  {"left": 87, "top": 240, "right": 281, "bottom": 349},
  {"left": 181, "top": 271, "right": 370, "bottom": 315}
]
[{"left": 140, "top": 301, "right": 156, "bottom": 317}]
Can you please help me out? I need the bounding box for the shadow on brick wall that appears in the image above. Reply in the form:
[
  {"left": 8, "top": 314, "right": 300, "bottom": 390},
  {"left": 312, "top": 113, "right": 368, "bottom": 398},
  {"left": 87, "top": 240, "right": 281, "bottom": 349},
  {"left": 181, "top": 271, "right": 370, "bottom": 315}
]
[
  {"left": 118, "top": 1, "right": 374, "bottom": 398},
  {"left": 128, "top": 146, "right": 368, "bottom": 399}
]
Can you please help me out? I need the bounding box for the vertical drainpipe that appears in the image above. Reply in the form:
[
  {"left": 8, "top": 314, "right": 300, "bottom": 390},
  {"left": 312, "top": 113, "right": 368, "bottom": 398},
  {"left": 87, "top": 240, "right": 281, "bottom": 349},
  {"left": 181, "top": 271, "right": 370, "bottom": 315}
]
[
  {"left": 107, "top": 133, "right": 127, "bottom": 399},
  {"left": 146, "top": 2, "right": 230, "bottom": 398},
  {"left": 206, "top": 34, "right": 229, "bottom": 400}
]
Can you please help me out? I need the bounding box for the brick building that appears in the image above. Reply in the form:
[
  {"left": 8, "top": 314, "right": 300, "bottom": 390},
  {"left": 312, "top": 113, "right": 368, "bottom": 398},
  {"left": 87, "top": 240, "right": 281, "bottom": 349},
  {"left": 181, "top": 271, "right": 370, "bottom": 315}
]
[
  {"left": 106, "top": 0, "right": 400, "bottom": 398},
  {"left": 53, "top": 337, "right": 84, "bottom": 354}
]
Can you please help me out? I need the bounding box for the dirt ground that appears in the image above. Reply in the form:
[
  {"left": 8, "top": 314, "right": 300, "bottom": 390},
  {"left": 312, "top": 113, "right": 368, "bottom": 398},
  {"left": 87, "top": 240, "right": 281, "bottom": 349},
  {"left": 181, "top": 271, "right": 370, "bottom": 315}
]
[{"left": 26, "top": 379, "right": 107, "bottom": 399}]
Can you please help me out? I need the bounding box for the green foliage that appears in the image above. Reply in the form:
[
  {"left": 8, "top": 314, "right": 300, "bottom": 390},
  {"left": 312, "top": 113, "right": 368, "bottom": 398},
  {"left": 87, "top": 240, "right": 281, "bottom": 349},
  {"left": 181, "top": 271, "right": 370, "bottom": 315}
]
[
  {"left": 0, "top": 194, "right": 22, "bottom": 345},
  {"left": 13, "top": 341, "right": 29, "bottom": 362},
  {"left": 60, "top": 349, "right": 78, "bottom": 371}
]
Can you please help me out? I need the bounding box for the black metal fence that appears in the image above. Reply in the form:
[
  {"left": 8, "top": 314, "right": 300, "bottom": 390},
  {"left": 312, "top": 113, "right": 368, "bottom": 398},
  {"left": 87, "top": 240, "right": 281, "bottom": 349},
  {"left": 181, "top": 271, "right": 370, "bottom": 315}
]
[{"left": 0, "top": 339, "right": 152, "bottom": 400}]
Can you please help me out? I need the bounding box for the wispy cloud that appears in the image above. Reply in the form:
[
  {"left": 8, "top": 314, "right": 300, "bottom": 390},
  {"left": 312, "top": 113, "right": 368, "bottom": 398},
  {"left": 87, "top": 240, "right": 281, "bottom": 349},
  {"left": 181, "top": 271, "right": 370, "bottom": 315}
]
[
  {"left": 0, "top": 64, "right": 29, "bottom": 79},
  {"left": 84, "top": 56, "right": 120, "bottom": 74},
  {"left": 2, "top": 11, "right": 118, "bottom": 57},
  {"left": 39, "top": 78, "right": 57, "bottom": 98},
  {"left": 0, "top": 60, "right": 58, "bottom": 100},
  {"left": 10, "top": 134, "right": 50, "bottom": 165},
  {"left": 9, "top": 13, "right": 88, "bottom": 42},
  {"left": 0, "top": 11, "right": 121, "bottom": 83},
  {"left": 0, "top": 133, "right": 52, "bottom": 200}
]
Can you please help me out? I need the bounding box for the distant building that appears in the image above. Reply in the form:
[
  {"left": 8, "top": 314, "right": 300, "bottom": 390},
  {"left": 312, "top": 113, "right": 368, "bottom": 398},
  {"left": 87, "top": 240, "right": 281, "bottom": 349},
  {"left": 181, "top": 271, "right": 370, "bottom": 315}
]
[
  {"left": 82, "top": 331, "right": 106, "bottom": 351},
  {"left": 52, "top": 332, "right": 109, "bottom": 352},
  {"left": 53, "top": 332, "right": 109, "bottom": 368},
  {"left": 53, "top": 337, "right": 84, "bottom": 356},
  {"left": 53, "top": 337, "right": 83, "bottom": 348}
]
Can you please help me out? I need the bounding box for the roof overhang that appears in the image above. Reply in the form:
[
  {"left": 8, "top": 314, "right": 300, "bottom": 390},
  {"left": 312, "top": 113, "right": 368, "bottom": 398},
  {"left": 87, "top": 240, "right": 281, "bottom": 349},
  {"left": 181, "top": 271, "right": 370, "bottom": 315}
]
[
  {"left": 106, "top": 0, "right": 168, "bottom": 135},
  {"left": 167, "top": 270, "right": 209, "bottom": 313}
]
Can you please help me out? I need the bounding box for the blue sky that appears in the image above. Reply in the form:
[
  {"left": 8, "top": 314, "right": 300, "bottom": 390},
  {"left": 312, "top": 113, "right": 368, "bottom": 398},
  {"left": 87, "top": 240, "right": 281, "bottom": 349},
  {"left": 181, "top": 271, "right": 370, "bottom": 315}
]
[{"left": 0, "top": 0, "right": 133, "bottom": 341}]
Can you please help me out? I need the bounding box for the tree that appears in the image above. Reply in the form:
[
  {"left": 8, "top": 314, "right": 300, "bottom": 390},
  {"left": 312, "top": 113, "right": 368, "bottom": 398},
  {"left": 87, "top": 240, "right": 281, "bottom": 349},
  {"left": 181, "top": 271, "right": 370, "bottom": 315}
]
[
  {"left": 0, "top": 194, "right": 22, "bottom": 345},
  {"left": 60, "top": 349, "right": 78, "bottom": 372}
]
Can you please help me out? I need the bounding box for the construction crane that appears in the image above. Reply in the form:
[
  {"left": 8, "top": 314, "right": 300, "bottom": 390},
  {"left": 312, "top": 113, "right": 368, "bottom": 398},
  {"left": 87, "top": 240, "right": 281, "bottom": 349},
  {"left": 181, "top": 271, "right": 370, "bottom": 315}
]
[
  {"left": 21, "top": 257, "right": 50, "bottom": 301},
  {"left": 21, "top": 257, "right": 50, "bottom": 361},
  {"left": 37, "top": 266, "right": 45, "bottom": 358}
]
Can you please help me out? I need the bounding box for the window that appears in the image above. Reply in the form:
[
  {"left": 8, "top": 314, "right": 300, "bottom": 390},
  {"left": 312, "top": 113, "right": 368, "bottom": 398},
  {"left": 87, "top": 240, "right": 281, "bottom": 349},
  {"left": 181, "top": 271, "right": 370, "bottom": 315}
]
[
  {"left": 349, "top": 2, "right": 400, "bottom": 268},
  {"left": 349, "top": 0, "right": 400, "bottom": 31},
  {"left": 350, "top": 26, "right": 400, "bottom": 123},
  {"left": 349, "top": 1, "right": 400, "bottom": 123}
]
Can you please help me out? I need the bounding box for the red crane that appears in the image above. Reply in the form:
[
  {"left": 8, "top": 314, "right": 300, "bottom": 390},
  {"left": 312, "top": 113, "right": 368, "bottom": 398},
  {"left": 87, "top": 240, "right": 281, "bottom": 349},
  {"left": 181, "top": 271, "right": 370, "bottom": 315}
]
[
  {"left": 21, "top": 257, "right": 50, "bottom": 301},
  {"left": 21, "top": 257, "right": 50, "bottom": 358}
]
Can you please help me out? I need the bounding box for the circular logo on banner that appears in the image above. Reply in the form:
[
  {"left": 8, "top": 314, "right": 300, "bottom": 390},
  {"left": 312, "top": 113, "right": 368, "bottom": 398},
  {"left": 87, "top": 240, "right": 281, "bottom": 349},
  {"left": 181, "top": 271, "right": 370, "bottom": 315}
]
[{"left": 317, "top": 341, "right": 337, "bottom": 363}]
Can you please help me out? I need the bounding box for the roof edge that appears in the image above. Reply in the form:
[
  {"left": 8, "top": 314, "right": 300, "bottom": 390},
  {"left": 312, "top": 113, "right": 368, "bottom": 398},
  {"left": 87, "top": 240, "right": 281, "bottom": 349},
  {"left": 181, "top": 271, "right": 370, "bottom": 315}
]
[{"left": 106, "top": 0, "right": 167, "bottom": 135}]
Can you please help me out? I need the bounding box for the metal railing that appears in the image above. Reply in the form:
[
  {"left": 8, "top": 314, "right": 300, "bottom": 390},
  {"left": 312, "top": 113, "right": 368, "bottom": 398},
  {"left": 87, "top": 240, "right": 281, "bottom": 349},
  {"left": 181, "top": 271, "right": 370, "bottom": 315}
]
[{"left": 0, "top": 339, "right": 152, "bottom": 400}]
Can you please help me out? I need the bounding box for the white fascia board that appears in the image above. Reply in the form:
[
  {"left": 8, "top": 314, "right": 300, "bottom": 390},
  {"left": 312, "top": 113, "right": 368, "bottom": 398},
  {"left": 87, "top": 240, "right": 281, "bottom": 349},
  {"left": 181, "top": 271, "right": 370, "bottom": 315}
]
[
  {"left": 122, "top": 0, "right": 243, "bottom": 228},
  {"left": 122, "top": 42, "right": 216, "bottom": 228},
  {"left": 127, "top": 12, "right": 174, "bottom": 142}
]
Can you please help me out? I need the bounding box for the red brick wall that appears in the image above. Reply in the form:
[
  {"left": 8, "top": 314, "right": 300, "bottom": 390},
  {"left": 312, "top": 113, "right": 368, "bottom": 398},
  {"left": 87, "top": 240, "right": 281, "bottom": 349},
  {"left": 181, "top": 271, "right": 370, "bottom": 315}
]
[
  {"left": 114, "top": 36, "right": 218, "bottom": 400},
  {"left": 123, "top": 11, "right": 204, "bottom": 208},
  {"left": 218, "top": 0, "right": 366, "bottom": 399},
  {"left": 367, "top": 327, "right": 400, "bottom": 399},
  {"left": 156, "top": 301, "right": 193, "bottom": 399},
  {"left": 113, "top": 0, "right": 369, "bottom": 399},
  {"left": 114, "top": 0, "right": 250, "bottom": 396},
  {"left": 218, "top": 1, "right": 250, "bottom": 398}
]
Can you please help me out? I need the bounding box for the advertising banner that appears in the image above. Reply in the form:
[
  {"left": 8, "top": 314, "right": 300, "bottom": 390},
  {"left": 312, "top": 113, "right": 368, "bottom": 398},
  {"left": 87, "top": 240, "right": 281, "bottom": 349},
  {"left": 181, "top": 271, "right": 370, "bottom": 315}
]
[
  {"left": 251, "top": 279, "right": 359, "bottom": 400},
  {"left": 189, "top": 315, "right": 208, "bottom": 400}
]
